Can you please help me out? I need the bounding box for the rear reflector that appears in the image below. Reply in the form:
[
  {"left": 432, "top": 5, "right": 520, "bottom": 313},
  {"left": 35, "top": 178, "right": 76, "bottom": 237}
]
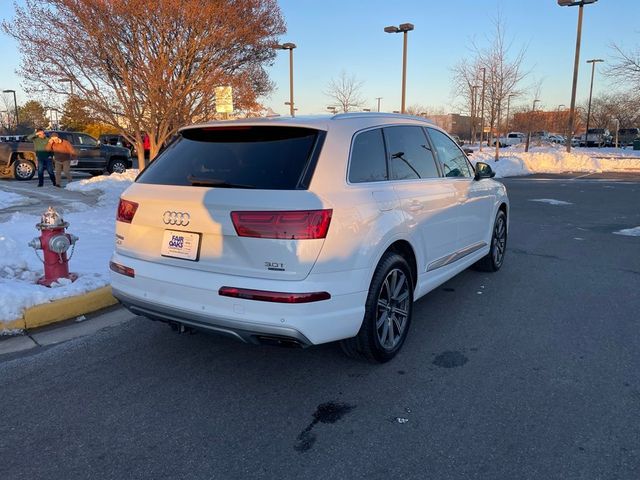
[
  {"left": 117, "top": 198, "right": 138, "bottom": 223},
  {"left": 230, "top": 209, "right": 332, "bottom": 240},
  {"left": 219, "top": 287, "right": 330, "bottom": 304},
  {"left": 109, "top": 261, "right": 135, "bottom": 278}
]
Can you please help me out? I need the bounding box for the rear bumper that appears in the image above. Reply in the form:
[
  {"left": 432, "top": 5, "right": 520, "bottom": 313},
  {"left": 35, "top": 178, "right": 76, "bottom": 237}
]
[{"left": 110, "top": 252, "right": 367, "bottom": 345}]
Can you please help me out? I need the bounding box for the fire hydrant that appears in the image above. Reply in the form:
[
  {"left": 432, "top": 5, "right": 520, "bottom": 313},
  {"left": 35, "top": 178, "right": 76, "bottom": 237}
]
[{"left": 28, "top": 206, "right": 79, "bottom": 287}]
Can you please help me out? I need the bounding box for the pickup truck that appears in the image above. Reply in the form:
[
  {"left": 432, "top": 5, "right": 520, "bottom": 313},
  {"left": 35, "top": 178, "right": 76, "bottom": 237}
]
[
  {"left": 0, "top": 130, "right": 132, "bottom": 180},
  {"left": 494, "top": 132, "right": 526, "bottom": 147}
]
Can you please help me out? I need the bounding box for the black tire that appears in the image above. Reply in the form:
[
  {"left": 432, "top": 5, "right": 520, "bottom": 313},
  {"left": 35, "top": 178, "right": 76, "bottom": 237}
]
[
  {"left": 107, "top": 157, "right": 128, "bottom": 174},
  {"left": 340, "top": 252, "right": 414, "bottom": 363},
  {"left": 474, "top": 210, "right": 507, "bottom": 272},
  {"left": 14, "top": 159, "right": 35, "bottom": 181}
]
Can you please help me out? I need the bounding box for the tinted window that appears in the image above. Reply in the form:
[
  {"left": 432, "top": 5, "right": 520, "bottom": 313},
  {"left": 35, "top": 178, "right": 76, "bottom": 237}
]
[
  {"left": 349, "top": 128, "right": 387, "bottom": 183},
  {"left": 384, "top": 126, "right": 439, "bottom": 181},
  {"left": 76, "top": 134, "right": 98, "bottom": 146},
  {"left": 57, "top": 132, "right": 73, "bottom": 143},
  {"left": 427, "top": 128, "right": 473, "bottom": 178},
  {"left": 137, "top": 126, "right": 320, "bottom": 190}
]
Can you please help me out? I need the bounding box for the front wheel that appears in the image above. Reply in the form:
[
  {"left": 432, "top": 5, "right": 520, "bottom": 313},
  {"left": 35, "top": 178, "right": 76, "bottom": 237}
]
[
  {"left": 107, "top": 158, "right": 128, "bottom": 174},
  {"left": 14, "top": 159, "right": 35, "bottom": 181},
  {"left": 474, "top": 210, "right": 507, "bottom": 272},
  {"left": 340, "top": 252, "right": 414, "bottom": 363}
]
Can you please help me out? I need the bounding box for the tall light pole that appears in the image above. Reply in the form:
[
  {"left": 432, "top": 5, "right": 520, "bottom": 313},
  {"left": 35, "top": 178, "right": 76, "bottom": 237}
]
[
  {"left": 58, "top": 78, "right": 74, "bottom": 96},
  {"left": 384, "top": 23, "right": 414, "bottom": 114},
  {"left": 375, "top": 97, "right": 382, "bottom": 112},
  {"left": 2, "top": 89, "right": 19, "bottom": 131},
  {"left": 525, "top": 99, "right": 541, "bottom": 152},
  {"left": 479, "top": 67, "right": 486, "bottom": 151},
  {"left": 558, "top": 0, "right": 598, "bottom": 153},
  {"left": 275, "top": 43, "right": 296, "bottom": 117},
  {"left": 470, "top": 85, "right": 479, "bottom": 143},
  {"left": 585, "top": 58, "right": 604, "bottom": 146},
  {"left": 506, "top": 93, "right": 517, "bottom": 135}
]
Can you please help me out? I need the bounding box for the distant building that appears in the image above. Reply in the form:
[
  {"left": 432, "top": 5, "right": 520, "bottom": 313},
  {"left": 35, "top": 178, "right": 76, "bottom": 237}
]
[
  {"left": 511, "top": 110, "right": 584, "bottom": 136},
  {"left": 425, "top": 114, "right": 473, "bottom": 140}
]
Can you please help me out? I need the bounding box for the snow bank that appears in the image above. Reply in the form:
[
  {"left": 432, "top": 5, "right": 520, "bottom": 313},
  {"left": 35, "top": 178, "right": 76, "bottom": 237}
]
[
  {"left": 0, "top": 172, "right": 136, "bottom": 328},
  {"left": 614, "top": 226, "right": 640, "bottom": 237},
  {"left": 0, "top": 189, "right": 39, "bottom": 211},
  {"left": 470, "top": 144, "right": 640, "bottom": 178}
]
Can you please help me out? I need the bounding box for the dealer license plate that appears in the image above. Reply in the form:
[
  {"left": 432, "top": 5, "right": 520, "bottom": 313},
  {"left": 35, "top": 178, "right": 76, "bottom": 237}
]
[{"left": 161, "top": 230, "right": 200, "bottom": 261}]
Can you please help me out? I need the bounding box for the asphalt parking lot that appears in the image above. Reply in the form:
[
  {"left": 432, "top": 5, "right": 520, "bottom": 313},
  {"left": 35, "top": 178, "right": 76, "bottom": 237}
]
[{"left": 1, "top": 173, "right": 639, "bottom": 479}]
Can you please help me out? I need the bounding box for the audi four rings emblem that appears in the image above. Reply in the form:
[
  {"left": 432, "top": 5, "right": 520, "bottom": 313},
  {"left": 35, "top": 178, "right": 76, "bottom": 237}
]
[{"left": 163, "top": 211, "right": 190, "bottom": 226}]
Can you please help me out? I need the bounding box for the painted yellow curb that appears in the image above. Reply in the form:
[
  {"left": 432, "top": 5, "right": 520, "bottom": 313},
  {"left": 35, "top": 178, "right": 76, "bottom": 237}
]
[
  {"left": 0, "top": 317, "right": 26, "bottom": 332},
  {"left": 22, "top": 286, "right": 118, "bottom": 330}
]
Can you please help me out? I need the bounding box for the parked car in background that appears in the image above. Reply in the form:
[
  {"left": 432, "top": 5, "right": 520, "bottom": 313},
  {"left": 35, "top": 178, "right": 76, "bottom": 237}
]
[
  {"left": 99, "top": 134, "right": 136, "bottom": 156},
  {"left": 617, "top": 128, "right": 640, "bottom": 147},
  {"left": 585, "top": 128, "right": 612, "bottom": 147},
  {"left": 0, "top": 130, "right": 132, "bottom": 180},
  {"left": 110, "top": 113, "right": 509, "bottom": 362},
  {"left": 572, "top": 135, "right": 583, "bottom": 147},
  {"left": 549, "top": 134, "right": 565, "bottom": 144},
  {"left": 495, "top": 132, "right": 525, "bottom": 147}
]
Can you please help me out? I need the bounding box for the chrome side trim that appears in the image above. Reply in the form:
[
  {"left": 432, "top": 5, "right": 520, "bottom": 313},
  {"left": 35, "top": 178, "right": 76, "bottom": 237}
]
[{"left": 427, "top": 241, "right": 487, "bottom": 272}]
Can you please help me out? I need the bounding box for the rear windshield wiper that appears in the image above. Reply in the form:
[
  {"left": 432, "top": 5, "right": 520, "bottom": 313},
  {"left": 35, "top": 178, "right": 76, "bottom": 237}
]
[{"left": 187, "top": 175, "right": 255, "bottom": 189}]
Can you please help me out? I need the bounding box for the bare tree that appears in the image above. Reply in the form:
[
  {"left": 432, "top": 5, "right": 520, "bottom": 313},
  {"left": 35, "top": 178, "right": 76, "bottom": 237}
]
[
  {"left": 324, "top": 71, "right": 366, "bottom": 113},
  {"left": 405, "top": 104, "right": 445, "bottom": 117},
  {"left": 605, "top": 42, "right": 640, "bottom": 89},
  {"left": 451, "top": 15, "right": 527, "bottom": 145},
  {"left": 3, "top": 0, "right": 285, "bottom": 169}
]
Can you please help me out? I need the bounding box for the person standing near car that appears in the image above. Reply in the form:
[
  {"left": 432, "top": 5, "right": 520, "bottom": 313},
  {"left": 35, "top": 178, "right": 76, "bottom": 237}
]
[
  {"left": 46, "top": 132, "right": 77, "bottom": 187},
  {"left": 33, "top": 128, "right": 56, "bottom": 187}
]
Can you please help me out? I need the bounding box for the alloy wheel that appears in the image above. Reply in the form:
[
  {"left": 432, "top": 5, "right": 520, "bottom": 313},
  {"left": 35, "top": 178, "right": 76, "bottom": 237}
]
[
  {"left": 492, "top": 214, "right": 507, "bottom": 267},
  {"left": 376, "top": 268, "right": 410, "bottom": 350}
]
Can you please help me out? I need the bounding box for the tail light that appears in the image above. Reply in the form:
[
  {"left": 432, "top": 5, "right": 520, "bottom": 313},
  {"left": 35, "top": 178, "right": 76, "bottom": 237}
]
[
  {"left": 230, "top": 209, "right": 332, "bottom": 240},
  {"left": 117, "top": 198, "right": 138, "bottom": 223},
  {"left": 219, "top": 287, "right": 330, "bottom": 303},
  {"left": 109, "top": 261, "right": 135, "bottom": 278}
]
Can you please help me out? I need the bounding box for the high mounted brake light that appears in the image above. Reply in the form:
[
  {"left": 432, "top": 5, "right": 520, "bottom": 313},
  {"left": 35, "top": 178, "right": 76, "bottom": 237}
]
[{"left": 230, "top": 209, "right": 332, "bottom": 240}]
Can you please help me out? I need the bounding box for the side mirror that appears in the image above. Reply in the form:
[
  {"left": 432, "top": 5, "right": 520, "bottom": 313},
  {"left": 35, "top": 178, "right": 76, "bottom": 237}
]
[
  {"left": 463, "top": 148, "right": 473, "bottom": 156},
  {"left": 474, "top": 162, "right": 495, "bottom": 180}
]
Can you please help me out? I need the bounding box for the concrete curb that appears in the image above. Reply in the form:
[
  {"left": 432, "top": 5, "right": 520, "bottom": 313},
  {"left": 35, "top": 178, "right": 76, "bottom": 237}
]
[{"left": 1, "top": 286, "right": 118, "bottom": 334}]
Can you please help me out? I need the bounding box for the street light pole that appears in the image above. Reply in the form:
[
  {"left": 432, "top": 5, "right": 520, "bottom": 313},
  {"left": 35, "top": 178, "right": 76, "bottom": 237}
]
[
  {"left": 384, "top": 23, "right": 414, "bottom": 114},
  {"left": 479, "top": 68, "right": 486, "bottom": 151},
  {"left": 506, "top": 94, "right": 517, "bottom": 135},
  {"left": 2, "top": 89, "right": 19, "bottom": 131},
  {"left": 558, "top": 0, "right": 598, "bottom": 153},
  {"left": 275, "top": 43, "right": 297, "bottom": 117},
  {"left": 376, "top": 97, "right": 382, "bottom": 112},
  {"left": 585, "top": 58, "right": 604, "bottom": 146},
  {"left": 525, "top": 99, "right": 540, "bottom": 152}
]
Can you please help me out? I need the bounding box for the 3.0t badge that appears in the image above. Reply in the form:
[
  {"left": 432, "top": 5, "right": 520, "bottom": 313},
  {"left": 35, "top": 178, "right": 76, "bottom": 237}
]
[{"left": 163, "top": 211, "right": 190, "bottom": 226}]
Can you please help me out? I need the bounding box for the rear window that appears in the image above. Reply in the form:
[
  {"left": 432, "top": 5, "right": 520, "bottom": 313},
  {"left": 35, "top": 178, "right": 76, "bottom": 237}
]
[{"left": 137, "top": 126, "right": 322, "bottom": 190}]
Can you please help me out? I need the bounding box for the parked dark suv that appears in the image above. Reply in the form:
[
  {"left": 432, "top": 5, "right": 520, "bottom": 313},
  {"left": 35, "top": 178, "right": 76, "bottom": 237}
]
[
  {"left": 0, "top": 130, "right": 132, "bottom": 180},
  {"left": 618, "top": 128, "right": 640, "bottom": 147},
  {"left": 99, "top": 134, "right": 136, "bottom": 156}
]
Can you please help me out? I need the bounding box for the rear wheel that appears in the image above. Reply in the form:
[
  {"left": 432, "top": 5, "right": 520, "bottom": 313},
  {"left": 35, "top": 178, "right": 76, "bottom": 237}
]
[
  {"left": 14, "top": 159, "right": 35, "bottom": 181},
  {"left": 474, "top": 210, "right": 507, "bottom": 272},
  {"left": 340, "top": 252, "right": 413, "bottom": 363}
]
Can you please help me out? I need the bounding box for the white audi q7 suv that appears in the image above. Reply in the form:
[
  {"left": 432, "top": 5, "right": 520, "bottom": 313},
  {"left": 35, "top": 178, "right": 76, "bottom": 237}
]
[{"left": 110, "top": 114, "right": 509, "bottom": 362}]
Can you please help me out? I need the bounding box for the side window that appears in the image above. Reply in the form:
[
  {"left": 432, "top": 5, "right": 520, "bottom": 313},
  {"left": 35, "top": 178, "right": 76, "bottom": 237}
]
[
  {"left": 77, "top": 134, "right": 98, "bottom": 146},
  {"left": 57, "top": 132, "right": 73, "bottom": 143},
  {"left": 348, "top": 128, "right": 388, "bottom": 183},
  {"left": 383, "top": 126, "right": 439, "bottom": 181},
  {"left": 427, "top": 128, "right": 473, "bottom": 178}
]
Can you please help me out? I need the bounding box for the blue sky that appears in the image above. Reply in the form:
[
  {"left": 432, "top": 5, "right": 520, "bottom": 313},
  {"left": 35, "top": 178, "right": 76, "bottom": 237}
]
[{"left": 1, "top": 0, "right": 639, "bottom": 115}]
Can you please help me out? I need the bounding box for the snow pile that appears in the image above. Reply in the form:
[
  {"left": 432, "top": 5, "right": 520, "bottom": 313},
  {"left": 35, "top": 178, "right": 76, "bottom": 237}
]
[
  {"left": 0, "top": 172, "right": 136, "bottom": 328},
  {"left": 470, "top": 144, "right": 640, "bottom": 177},
  {"left": 530, "top": 199, "right": 573, "bottom": 206},
  {"left": 614, "top": 226, "right": 640, "bottom": 237},
  {"left": 0, "top": 189, "right": 39, "bottom": 211}
]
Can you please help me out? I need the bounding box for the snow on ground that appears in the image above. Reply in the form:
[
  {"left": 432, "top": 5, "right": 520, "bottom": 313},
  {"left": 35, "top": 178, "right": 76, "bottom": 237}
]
[
  {"left": 0, "top": 189, "right": 39, "bottom": 211},
  {"left": 469, "top": 143, "right": 640, "bottom": 178},
  {"left": 529, "top": 199, "right": 573, "bottom": 206},
  {"left": 0, "top": 171, "right": 137, "bottom": 329},
  {"left": 614, "top": 226, "right": 640, "bottom": 237}
]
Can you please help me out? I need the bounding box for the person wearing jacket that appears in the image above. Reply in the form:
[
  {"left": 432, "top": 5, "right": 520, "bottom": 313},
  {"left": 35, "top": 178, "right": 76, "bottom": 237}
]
[
  {"left": 46, "top": 132, "right": 77, "bottom": 187},
  {"left": 33, "top": 128, "right": 56, "bottom": 187}
]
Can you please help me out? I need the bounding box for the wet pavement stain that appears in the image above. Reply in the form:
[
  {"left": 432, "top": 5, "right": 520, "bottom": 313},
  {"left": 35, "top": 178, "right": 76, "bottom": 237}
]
[
  {"left": 294, "top": 401, "right": 356, "bottom": 453},
  {"left": 442, "top": 287, "right": 455, "bottom": 292},
  {"left": 432, "top": 351, "right": 468, "bottom": 368}
]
